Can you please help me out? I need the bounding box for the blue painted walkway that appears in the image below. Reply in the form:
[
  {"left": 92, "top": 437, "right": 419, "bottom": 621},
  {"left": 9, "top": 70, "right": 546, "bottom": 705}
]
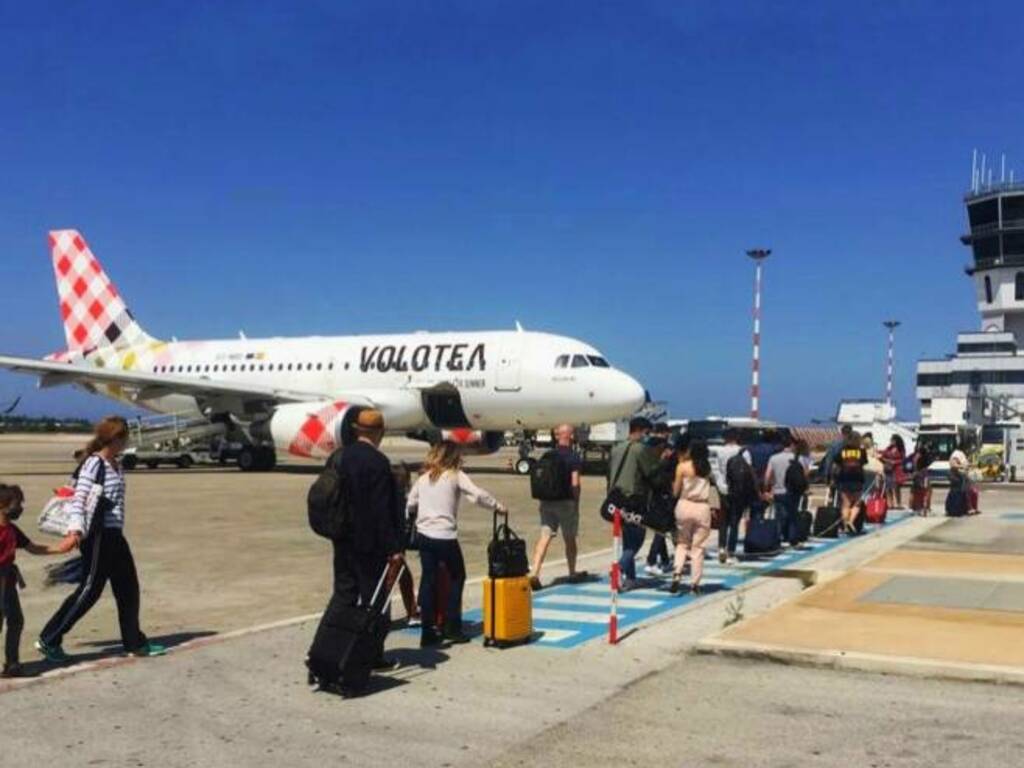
[{"left": 461, "top": 511, "right": 913, "bottom": 649}]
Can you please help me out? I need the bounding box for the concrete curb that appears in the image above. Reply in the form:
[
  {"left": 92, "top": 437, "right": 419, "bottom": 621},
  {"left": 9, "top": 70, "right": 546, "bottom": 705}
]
[{"left": 693, "top": 636, "right": 1024, "bottom": 687}]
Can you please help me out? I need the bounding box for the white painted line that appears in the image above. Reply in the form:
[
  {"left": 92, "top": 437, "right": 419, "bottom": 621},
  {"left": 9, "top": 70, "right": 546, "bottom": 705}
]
[
  {"left": 0, "top": 543, "right": 620, "bottom": 695},
  {"left": 534, "top": 629, "right": 579, "bottom": 643},
  {"left": 533, "top": 608, "right": 623, "bottom": 624},
  {"left": 572, "top": 583, "right": 664, "bottom": 597},
  {"left": 537, "top": 594, "right": 662, "bottom": 610}
]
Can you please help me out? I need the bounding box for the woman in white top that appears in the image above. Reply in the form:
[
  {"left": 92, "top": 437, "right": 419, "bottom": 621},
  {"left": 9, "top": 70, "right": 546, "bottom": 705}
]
[
  {"left": 407, "top": 441, "right": 506, "bottom": 647},
  {"left": 670, "top": 440, "right": 713, "bottom": 595}
]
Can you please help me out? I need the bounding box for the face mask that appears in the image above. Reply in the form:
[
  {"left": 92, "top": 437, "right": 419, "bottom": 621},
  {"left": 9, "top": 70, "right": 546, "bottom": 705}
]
[{"left": 7, "top": 504, "right": 23, "bottom": 521}]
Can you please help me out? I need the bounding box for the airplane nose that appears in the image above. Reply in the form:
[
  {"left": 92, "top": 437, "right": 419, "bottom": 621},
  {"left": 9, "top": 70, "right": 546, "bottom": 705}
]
[{"left": 613, "top": 371, "right": 647, "bottom": 415}]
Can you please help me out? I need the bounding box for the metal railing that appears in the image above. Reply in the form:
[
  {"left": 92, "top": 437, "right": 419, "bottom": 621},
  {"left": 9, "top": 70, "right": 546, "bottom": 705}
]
[{"left": 966, "top": 180, "right": 1024, "bottom": 199}]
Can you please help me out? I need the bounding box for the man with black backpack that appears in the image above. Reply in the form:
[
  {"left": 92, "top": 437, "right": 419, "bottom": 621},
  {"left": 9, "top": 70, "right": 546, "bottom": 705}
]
[
  {"left": 765, "top": 434, "right": 804, "bottom": 547},
  {"left": 529, "top": 424, "right": 584, "bottom": 590},
  {"left": 306, "top": 408, "right": 404, "bottom": 697},
  {"left": 716, "top": 429, "right": 754, "bottom": 564}
]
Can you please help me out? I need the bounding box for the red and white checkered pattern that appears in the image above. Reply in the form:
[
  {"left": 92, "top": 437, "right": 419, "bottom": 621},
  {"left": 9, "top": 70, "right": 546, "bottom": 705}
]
[
  {"left": 50, "top": 229, "right": 153, "bottom": 353},
  {"left": 288, "top": 401, "right": 351, "bottom": 458}
]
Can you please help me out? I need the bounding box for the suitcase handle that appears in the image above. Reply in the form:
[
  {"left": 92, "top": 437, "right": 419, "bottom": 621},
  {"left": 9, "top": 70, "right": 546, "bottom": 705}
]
[
  {"left": 492, "top": 507, "right": 510, "bottom": 539},
  {"left": 368, "top": 560, "right": 406, "bottom": 613}
]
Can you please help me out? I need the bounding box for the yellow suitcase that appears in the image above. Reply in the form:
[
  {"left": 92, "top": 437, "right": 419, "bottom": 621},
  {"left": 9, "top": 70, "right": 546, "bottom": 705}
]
[{"left": 482, "top": 576, "right": 532, "bottom": 647}]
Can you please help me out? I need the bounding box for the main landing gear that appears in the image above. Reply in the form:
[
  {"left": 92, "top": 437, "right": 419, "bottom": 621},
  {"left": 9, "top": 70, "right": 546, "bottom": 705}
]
[{"left": 237, "top": 446, "right": 277, "bottom": 472}]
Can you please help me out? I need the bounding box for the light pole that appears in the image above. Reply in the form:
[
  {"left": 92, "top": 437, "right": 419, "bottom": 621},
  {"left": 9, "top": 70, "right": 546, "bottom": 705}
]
[
  {"left": 883, "top": 320, "right": 901, "bottom": 410},
  {"left": 747, "top": 249, "right": 771, "bottom": 419}
]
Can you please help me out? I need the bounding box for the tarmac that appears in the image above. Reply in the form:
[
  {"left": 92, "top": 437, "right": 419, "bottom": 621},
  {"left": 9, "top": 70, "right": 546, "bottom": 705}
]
[{"left": 3, "top": 435, "right": 1024, "bottom": 767}]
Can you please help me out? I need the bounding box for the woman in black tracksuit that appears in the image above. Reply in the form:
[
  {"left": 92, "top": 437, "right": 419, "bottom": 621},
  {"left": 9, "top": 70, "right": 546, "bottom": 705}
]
[{"left": 36, "top": 416, "right": 165, "bottom": 661}]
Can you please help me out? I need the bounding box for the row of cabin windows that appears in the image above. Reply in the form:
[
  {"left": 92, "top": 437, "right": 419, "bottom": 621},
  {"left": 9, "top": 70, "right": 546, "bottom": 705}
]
[
  {"left": 554, "top": 354, "right": 611, "bottom": 369},
  {"left": 152, "top": 361, "right": 343, "bottom": 375},
  {"left": 983, "top": 273, "right": 1024, "bottom": 303}
]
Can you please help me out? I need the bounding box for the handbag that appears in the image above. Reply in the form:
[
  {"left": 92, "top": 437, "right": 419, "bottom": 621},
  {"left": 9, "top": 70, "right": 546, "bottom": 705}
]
[
  {"left": 600, "top": 443, "right": 643, "bottom": 524},
  {"left": 487, "top": 510, "right": 529, "bottom": 578},
  {"left": 642, "top": 492, "right": 676, "bottom": 533},
  {"left": 710, "top": 507, "right": 723, "bottom": 530}
]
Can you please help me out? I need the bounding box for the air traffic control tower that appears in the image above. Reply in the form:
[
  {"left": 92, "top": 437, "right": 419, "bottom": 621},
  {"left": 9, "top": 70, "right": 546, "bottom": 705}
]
[{"left": 917, "top": 157, "right": 1024, "bottom": 426}]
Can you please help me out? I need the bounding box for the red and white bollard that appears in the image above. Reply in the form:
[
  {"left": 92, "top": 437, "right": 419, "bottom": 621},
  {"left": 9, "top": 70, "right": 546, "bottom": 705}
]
[{"left": 609, "top": 506, "right": 622, "bottom": 645}]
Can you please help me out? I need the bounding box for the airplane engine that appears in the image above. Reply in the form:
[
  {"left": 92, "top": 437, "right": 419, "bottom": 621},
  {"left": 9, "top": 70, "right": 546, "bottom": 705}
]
[{"left": 268, "top": 401, "right": 356, "bottom": 459}]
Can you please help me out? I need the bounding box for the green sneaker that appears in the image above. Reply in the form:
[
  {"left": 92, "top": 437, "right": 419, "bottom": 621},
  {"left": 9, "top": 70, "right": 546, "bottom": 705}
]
[
  {"left": 128, "top": 641, "right": 167, "bottom": 657},
  {"left": 35, "top": 639, "right": 71, "bottom": 663}
]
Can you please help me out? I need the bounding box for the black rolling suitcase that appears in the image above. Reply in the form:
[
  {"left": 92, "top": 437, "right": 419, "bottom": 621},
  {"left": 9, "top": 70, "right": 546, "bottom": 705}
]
[
  {"left": 306, "top": 561, "right": 404, "bottom": 693},
  {"left": 813, "top": 488, "right": 842, "bottom": 538},
  {"left": 744, "top": 507, "right": 781, "bottom": 556},
  {"left": 794, "top": 505, "right": 813, "bottom": 543}
]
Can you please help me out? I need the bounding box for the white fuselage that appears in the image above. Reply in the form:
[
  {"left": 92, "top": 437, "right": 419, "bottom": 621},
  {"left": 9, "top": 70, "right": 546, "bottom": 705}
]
[{"left": 93, "top": 329, "right": 646, "bottom": 435}]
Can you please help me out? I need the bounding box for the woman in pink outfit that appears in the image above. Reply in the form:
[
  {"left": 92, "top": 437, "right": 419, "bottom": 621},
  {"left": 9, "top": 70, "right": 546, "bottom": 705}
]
[{"left": 670, "top": 440, "right": 713, "bottom": 595}]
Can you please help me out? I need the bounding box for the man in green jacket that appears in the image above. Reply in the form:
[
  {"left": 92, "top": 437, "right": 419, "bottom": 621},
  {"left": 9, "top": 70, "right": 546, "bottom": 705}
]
[{"left": 608, "top": 417, "right": 661, "bottom": 590}]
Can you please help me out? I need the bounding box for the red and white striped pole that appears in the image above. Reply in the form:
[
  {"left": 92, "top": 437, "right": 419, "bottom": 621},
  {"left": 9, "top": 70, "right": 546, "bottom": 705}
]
[
  {"left": 747, "top": 249, "right": 771, "bottom": 419},
  {"left": 609, "top": 506, "right": 622, "bottom": 644},
  {"left": 883, "top": 320, "right": 901, "bottom": 408}
]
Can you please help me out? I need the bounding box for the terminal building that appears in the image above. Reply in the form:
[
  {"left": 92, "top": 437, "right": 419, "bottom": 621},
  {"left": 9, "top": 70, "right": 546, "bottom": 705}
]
[{"left": 917, "top": 167, "right": 1024, "bottom": 427}]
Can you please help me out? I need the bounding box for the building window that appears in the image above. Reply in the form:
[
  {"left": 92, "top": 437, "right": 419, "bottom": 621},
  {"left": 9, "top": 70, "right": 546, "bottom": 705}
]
[
  {"left": 985, "top": 275, "right": 993, "bottom": 303},
  {"left": 1016, "top": 272, "right": 1024, "bottom": 301}
]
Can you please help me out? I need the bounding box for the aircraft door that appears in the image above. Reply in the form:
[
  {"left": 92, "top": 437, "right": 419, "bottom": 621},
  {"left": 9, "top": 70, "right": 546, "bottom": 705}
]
[{"left": 494, "top": 339, "right": 523, "bottom": 392}]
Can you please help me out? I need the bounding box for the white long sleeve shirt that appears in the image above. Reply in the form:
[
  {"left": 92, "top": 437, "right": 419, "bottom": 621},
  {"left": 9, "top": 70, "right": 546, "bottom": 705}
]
[{"left": 407, "top": 470, "right": 500, "bottom": 540}]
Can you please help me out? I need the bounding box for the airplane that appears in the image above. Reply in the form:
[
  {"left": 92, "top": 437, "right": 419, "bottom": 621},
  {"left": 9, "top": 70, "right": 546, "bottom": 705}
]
[{"left": 0, "top": 230, "right": 647, "bottom": 471}]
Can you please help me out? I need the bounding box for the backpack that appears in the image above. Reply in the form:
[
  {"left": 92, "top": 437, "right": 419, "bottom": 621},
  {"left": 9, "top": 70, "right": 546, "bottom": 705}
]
[
  {"left": 784, "top": 458, "right": 809, "bottom": 497},
  {"left": 530, "top": 450, "right": 573, "bottom": 501},
  {"left": 726, "top": 449, "right": 757, "bottom": 507},
  {"left": 307, "top": 451, "right": 351, "bottom": 540}
]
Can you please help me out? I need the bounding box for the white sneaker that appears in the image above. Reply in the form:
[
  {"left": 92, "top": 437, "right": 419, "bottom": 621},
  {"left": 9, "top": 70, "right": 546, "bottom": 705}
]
[{"left": 644, "top": 564, "right": 665, "bottom": 577}]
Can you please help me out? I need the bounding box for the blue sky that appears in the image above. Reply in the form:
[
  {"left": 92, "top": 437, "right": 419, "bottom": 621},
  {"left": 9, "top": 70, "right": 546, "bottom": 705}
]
[{"left": 1, "top": 1, "right": 1021, "bottom": 423}]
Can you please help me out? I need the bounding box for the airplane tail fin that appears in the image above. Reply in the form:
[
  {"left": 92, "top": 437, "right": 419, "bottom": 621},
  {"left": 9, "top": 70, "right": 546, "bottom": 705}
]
[{"left": 49, "top": 229, "right": 156, "bottom": 352}]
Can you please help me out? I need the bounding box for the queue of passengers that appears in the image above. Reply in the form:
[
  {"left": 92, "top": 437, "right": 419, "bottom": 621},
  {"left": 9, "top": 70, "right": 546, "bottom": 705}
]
[{"left": 0, "top": 410, "right": 974, "bottom": 694}]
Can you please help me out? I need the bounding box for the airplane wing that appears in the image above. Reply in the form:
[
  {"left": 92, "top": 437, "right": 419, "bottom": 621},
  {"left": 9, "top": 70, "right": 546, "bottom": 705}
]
[{"left": 0, "top": 354, "right": 368, "bottom": 412}]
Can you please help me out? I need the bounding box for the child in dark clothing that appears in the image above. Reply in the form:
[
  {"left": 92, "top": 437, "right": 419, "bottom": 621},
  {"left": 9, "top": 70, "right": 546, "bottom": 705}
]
[{"left": 0, "top": 484, "right": 77, "bottom": 677}]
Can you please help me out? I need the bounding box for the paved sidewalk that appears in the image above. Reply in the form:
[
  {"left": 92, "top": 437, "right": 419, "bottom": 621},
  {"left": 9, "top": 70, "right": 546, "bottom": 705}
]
[
  {"left": 700, "top": 513, "right": 1024, "bottom": 683},
  {"left": 456, "top": 511, "right": 912, "bottom": 649}
]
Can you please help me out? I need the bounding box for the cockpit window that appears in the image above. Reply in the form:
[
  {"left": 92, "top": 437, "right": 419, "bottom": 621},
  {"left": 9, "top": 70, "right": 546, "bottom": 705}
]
[
  {"left": 571, "top": 354, "right": 590, "bottom": 368},
  {"left": 587, "top": 356, "right": 610, "bottom": 368},
  {"left": 555, "top": 354, "right": 569, "bottom": 368}
]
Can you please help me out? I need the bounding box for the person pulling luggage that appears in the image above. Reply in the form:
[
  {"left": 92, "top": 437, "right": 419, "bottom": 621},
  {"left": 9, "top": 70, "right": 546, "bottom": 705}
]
[
  {"left": 830, "top": 430, "right": 868, "bottom": 535},
  {"left": 307, "top": 408, "right": 404, "bottom": 697},
  {"left": 406, "top": 441, "right": 506, "bottom": 647}
]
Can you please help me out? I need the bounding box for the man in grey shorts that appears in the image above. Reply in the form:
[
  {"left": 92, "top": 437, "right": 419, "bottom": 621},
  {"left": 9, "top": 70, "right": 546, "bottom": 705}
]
[{"left": 530, "top": 424, "right": 585, "bottom": 590}]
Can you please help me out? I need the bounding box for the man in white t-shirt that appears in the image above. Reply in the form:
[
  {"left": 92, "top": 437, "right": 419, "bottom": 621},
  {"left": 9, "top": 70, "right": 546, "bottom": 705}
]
[{"left": 765, "top": 434, "right": 798, "bottom": 546}]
